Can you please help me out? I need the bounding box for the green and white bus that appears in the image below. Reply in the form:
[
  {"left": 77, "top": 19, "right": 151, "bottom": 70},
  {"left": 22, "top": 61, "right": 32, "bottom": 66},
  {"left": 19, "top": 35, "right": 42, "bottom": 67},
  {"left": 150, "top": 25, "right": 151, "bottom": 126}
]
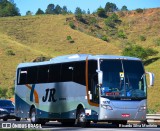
[{"left": 15, "top": 54, "right": 154, "bottom": 127}]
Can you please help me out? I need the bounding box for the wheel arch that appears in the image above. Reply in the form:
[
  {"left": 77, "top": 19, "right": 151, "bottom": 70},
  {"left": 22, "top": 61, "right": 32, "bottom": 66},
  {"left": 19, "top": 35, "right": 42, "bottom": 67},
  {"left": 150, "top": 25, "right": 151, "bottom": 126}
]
[
  {"left": 29, "top": 104, "right": 36, "bottom": 117},
  {"left": 76, "top": 103, "right": 85, "bottom": 117}
]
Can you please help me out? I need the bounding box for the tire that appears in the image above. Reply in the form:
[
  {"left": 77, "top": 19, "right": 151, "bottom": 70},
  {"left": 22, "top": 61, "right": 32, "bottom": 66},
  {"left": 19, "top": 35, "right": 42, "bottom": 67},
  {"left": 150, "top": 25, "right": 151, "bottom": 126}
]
[
  {"left": 3, "top": 118, "right": 8, "bottom": 121},
  {"left": 39, "top": 119, "right": 46, "bottom": 125},
  {"left": 140, "top": 120, "right": 148, "bottom": 125},
  {"left": 30, "top": 108, "right": 39, "bottom": 124},
  {"left": 16, "top": 117, "right": 21, "bottom": 121},
  {"left": 77, "top": 108, "right": 90, "bottom": 127},
  {"left": 61, "top": 120, "right": 75, "bottom": 127}
]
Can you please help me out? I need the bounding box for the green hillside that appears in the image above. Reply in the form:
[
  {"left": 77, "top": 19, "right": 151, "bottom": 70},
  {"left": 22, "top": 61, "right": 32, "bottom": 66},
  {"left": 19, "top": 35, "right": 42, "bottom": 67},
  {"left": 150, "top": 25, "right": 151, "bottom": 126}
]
[{"left": 0, "top": 8, "right": 159, "bottom": 112}]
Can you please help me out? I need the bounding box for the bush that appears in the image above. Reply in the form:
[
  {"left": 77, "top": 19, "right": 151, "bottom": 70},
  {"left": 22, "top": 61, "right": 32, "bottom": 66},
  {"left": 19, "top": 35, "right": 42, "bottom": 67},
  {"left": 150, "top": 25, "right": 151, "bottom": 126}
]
[
  {"left": 140, "top": 35, "right": 146, "bottom": 41},
  {"left": 136, "top": 8, "right": 143, "bottom": 13},
  {"left": 69, "top": 22, "right": 75, "bottom": 29},
  {"left": 122, "top": 45, "right": 158, "bottom": 60},
  {"left": 118, "top": 30, "right": 127, "bottom": 39},
  {"left": 105, "top": 13, "right": 121, "bottom": 28},
  {"left": 105, "top": 17, "right": 115, "bottom": 28},
  {"left": 6, "top": 49, "right": 15, "bottom": 56},
  {"left": 101, "top": 36, "right": 109, "bottom": 42},
  {"left": 67, "top": 36, "right": 72, "bottom": 40},
  {"left": 66, "top": 36, "right": 74, "bottom": 43},
  {"left": 89, "top": 17, "right": 97, "bottom": 25},
  {"left": 155, "top": 38, "right": 160, "bottom": 46}
]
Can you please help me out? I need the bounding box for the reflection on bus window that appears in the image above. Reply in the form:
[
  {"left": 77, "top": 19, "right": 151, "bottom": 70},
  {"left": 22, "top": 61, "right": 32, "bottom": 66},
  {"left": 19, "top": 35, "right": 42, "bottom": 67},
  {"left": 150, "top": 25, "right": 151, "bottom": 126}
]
[{"left": 100, "top": 59, "right": 146, "bottom": 100}]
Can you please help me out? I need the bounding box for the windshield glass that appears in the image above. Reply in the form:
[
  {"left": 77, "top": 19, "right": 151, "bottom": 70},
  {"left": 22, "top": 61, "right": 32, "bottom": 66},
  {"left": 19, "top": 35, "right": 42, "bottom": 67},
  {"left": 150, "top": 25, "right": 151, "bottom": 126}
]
[{"left": 100, "top": 59, "right": 146, "bottom": 100}]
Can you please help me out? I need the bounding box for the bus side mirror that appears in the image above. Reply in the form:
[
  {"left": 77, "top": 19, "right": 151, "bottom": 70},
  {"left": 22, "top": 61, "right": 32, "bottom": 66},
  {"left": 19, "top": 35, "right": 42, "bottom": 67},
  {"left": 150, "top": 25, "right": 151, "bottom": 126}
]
[{"left": 146, "top": 72, "right": 154, "bottom": 87}]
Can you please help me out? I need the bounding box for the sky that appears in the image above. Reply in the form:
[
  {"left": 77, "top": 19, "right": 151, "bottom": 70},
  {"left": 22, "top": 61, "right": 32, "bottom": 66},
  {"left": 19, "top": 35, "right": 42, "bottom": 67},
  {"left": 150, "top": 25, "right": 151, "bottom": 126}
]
[{"left": 13, "top": 0, "right": 160, "bottom": 16}]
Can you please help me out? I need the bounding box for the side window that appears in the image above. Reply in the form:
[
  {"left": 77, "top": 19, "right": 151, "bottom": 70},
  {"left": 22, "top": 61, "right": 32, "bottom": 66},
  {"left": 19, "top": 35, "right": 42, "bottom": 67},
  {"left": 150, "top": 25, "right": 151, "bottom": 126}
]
[
  {"left": 27, "top": 66, "right": 38, "bottom": 84},
  {"left": 61, "top": 63, "right": 74, "bottom": 82},
  {"left": 49, "top": 64, "right": 61, "bottom": 82},
  {"left": 37, "top": 65, "right": 49, "bottom": 83},
  {"left": 18, "top": 68, "right": 28, "bottom": 85},
  {"left": 73, "top": 61, "right": 85, "bottom": 85}
]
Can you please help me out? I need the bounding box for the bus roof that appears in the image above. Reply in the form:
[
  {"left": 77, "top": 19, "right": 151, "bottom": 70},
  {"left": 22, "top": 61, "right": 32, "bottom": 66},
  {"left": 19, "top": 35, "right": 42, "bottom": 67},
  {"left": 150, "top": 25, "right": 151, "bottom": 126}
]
[{"left": 17, "top": 54, "right": 141, "bottom": 68}]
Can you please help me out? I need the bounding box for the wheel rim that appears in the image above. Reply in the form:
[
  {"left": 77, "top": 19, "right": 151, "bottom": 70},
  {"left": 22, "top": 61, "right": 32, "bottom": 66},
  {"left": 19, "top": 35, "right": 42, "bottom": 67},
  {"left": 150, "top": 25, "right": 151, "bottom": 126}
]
[
  {"left": 31, "top": 110, "right": 36, "bottom": 122},
  {"left": 78, "top": 112, "right": 85, "bottom": 123}
]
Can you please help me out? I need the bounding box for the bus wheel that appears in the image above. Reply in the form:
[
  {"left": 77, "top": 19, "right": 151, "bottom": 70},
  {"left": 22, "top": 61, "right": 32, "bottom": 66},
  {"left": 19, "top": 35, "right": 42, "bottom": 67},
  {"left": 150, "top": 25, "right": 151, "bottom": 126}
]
[
  {"left": 30, "top": 108, "right": 39, "bottom": 124},
  {"left": 61, "top": 120, "right": 75, "bottom": 126},
  {"left": 77, "top": 108, "right": 90, "bottom": 127},
  {"left": 16, "top": 117, "right": 21, "bottom": 121},
  {"left": 39, "top": 119, "right": 46, "bottom": 125},
  {"left": 140, "top": 120, "right": 148, "bottom": 125},
  {"left": 3, "top": 118, "right": 7, "bottom": 121}
]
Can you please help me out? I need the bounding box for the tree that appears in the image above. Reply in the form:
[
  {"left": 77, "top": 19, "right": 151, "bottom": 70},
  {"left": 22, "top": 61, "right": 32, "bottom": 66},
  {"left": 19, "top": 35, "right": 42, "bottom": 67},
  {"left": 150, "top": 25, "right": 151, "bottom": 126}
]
[
  {"left": 121, "top": 5, "right": 128, "bottom": 11},
  {"left": 82, "top": 10, "right": 86, "bottom": 14},
  {"left": 96, "top": 7, "right": 106, "bottom": 17},
  {"left": 62, "top": 6, "right": 68, "bottom": 14},
  {"left": 105, "top": 2, "right": 118, "bottom": 13},
  {"left": 75, "top": 7, "right": 83, "bottom": 21},
  {"left": 26, "top": 10, "right": 32, "bottom": 16},
  {"left": 0, "top": 0, "right": 20, "bottom": 17},
  {"left": 35, "top": 8, "right": 44, "bottom": 15},
  {"left": 54, "top": 5, "right": 62, "bottom": 14},
  {"left": 87, "top": 9, "right": 90, "bottom": 14},
  {"left": 45, "top": 4, "right": 55, "bottom": 14}
]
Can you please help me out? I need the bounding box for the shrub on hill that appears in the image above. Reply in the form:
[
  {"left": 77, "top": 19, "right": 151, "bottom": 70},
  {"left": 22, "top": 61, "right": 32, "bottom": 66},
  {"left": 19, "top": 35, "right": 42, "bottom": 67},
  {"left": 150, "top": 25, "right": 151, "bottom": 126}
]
[
  {"left": 105, "top": 13, "right": 121, "bottom": 28},
  {"left": 66, "top": 36, "right": 74, "bottom": 43},
  {"left": 6, "top": 49, "right": 15, "bottom": 56},
  {"left": 118, "top": 30, "right": 127, "bottom": 39},
  {"left": 101, "top": 35, "right": 109, "bottom": 42},
  {"left": 136, "top": 8, "right": 144, "bottom": 13},
  {"left": 139, "top": 35, "right": 146, "bottom": 41},
  {"left": 69, "top": 22, "right": 75, "bottom": 29},
  {"left": 154, "top": 38, "right": 160, "bottom": 46},
  {"left": 122, "top": 45, "right": 158, "bottom": 60}
]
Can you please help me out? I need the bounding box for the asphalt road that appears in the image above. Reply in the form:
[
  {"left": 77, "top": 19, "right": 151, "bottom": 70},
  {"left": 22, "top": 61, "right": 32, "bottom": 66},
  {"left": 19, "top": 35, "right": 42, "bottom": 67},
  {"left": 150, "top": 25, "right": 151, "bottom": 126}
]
[{"left": 0, "top": 119, "right": 159, "bottom": 131}]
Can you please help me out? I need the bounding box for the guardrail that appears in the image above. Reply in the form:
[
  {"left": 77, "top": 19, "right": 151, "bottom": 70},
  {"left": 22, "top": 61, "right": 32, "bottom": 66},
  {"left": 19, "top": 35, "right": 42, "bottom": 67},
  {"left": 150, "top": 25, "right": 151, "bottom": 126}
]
[
  {"left": 147, "top": 114, "right": 160, "bottom": 120},
  {"left": 146, "top": 114, "right": 160, "bottom": 125},
  {"left": 127, "top": 114, "right": 160, "bottom": 125}
]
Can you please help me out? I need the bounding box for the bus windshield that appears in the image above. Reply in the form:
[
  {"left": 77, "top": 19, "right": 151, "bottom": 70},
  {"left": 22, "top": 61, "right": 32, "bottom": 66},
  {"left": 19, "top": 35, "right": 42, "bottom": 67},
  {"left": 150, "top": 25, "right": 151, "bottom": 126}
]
[{"left": 100, "top": 59, "right": 147, "bottom": 100}]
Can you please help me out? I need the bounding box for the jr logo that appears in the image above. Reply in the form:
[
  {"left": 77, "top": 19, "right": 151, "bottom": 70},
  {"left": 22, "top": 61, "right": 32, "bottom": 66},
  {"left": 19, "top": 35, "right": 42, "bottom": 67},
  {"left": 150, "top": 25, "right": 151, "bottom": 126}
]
[{"left": 42, "top": 88, "right": 57, "bottom": 102}]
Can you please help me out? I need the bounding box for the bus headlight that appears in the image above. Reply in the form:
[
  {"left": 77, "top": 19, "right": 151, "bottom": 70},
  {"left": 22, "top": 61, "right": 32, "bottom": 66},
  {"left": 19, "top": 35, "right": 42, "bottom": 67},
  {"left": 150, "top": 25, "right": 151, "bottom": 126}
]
[
  {"left": 101, "top": 104, "right": 113, "bottom": 110},
  {"left": 138, "top": 106, "right": 146, "bottom": 112}
]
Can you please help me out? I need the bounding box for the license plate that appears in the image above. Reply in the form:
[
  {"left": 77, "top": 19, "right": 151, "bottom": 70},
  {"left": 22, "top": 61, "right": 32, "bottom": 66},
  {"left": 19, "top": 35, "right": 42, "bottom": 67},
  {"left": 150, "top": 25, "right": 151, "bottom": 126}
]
[{"left": 122, "top": 114, "right": 130, "bottom": 117}]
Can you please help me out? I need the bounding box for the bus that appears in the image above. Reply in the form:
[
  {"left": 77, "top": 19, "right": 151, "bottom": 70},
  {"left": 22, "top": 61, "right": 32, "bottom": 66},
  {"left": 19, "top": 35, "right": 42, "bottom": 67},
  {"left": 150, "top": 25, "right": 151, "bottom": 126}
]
[{"left": 15, "top": 54, "right": 154, "bottom": 127}]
